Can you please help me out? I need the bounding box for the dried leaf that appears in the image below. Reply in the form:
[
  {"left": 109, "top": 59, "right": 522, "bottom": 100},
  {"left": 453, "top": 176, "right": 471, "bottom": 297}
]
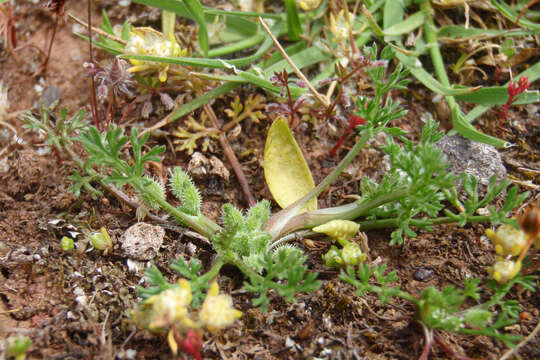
[
  {"left": 172, "top": 113, "right": 218, "bottom": 154},
  {"left": 264, "top": 117, "right": 316, "bottom": 212},
  {"left": 224, "top": 94, "right": 266, "bottom": 131}
]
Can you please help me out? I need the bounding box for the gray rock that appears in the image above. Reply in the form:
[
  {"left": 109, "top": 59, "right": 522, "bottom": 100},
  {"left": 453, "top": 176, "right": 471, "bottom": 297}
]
[
  {"left": 435, "top": 135, "right": 507, "bottom": 194},
  {"left": 121, "top": 223, "right": 165, "bottom": 260}
]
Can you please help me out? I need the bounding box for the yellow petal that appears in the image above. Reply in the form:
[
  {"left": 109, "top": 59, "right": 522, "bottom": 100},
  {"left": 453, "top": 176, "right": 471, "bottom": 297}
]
[
  {"left": 208, "top": 281, "right": 219, "bottom": 297},
  {"left": 234, "top": 310, "right": 243, "bottom": 319},
  {"left": 264, "top": 117, "right": 316, "bottom": 212},
  {"left": 167, "top": 330, "right": 178, "bottom": 355},
  {"left": 159, "top": 69, "right": 168, "bottom": 82},
  {"left": 127, "top": 64, "right": 150, "bottom": 73}
]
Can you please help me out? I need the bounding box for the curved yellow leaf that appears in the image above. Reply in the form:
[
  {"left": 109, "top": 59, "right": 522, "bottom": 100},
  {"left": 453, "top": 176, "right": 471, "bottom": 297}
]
[{"left": 264, "top": 117, "right": 316, "bottom": 212}]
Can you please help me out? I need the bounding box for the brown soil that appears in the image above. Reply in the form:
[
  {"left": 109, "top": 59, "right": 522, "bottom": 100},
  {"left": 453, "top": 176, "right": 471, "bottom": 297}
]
[{"left": 0, "top": 2, "right": 539, "bottom": 360}]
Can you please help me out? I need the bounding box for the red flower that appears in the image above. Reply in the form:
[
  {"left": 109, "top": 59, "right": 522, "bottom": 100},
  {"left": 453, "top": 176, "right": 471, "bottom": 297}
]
[
  {"left": 178, "top": 329, "right": 203, "bottom": 360},
  {"left": 499, "top": 76, "right": 531, "bottom": 127},
  {"left": 330, "top": 109, "right": 366, "bottom": 157}
]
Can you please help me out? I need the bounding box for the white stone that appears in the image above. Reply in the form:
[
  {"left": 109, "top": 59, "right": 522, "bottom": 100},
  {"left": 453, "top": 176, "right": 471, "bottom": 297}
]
[{"left": 121, "top": 222, "right": 165, "bottom": 260}]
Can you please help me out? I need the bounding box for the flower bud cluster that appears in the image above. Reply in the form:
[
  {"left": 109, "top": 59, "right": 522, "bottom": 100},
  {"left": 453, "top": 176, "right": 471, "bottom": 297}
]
[
  {"left": 323, "top": 242, "right": 367, "bottom": 267},
  {"left": 314, "top": 220, "right": 367, "bottom": 268},
  {"left": 124, "top": 27, "right": 187, "bottom": 82}
]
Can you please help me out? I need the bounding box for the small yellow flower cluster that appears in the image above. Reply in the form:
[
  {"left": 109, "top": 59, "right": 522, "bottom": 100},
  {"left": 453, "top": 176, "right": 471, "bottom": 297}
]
[
  {"left": 124, "top": 27, "right": 187, "bottom": 82},
  {"left": 487, "top": 258, "right": 522, "bottom": 284},
  {"left": 145, "top": 279, "right": 194, "bottom": 331},
  {"left": 200, "top": 282, "right": 243, "bottom": 333},
  {"left": 329, "top": 10, "right": 355, "bottom": 43},
  {"left": 485, "top": 215, "right": 539, "bottom": 284},
  {"left": 297, "top": 0, "right": 322, "bottom": 11},
  {"left": 486, "top": 224, "right": 526, "bottom": 256},
  {"left": 132, "top": 279, "right": 241, "bottom": 355}
]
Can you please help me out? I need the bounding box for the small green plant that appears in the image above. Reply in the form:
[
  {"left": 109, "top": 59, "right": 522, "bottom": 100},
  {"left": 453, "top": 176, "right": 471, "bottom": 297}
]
[
  {"left": 341, "top": 264, "right": 536, "bottom": 356},
  {"left": 5, "top": 336, "right": 31, "bottom": 360},
  {"left": 22, "top": 44, "right": 534, "bottom": 357}
]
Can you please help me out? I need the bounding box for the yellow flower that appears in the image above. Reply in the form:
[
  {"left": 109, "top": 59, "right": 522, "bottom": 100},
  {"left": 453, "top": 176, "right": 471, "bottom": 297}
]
[
  {"left": 329, "top": 10, "right": 354, "bottom": 42},
  {"left": 200, "top": 282, "right": 242, "bottom": 333},
  {"left": 146, "top": 279, "right": 193, "bottom": 330},
  {"left": 297, "top": 0, "right": 322, "bottom": 11},
  {"left": 488, "top": 259, "right": 521, "bottom": 284},
  {"left": 124, "top": 27, "right": 187, "bottom": 82},
  {"left": 486, "top": 224, "right": 527, "bottom": 256}
]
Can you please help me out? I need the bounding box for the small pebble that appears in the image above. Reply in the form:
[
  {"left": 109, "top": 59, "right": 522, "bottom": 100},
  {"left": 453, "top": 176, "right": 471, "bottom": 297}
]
[
  {"left": 413, "top": 267, "right": 434, "bottom": 281},
  {"left": 121, "top": 222, "right": 165, "bottom": 260}
]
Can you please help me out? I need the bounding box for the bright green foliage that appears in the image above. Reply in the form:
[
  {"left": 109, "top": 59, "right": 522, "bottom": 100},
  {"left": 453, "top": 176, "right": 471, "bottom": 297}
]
[
  {"left": 137, "top": 257, "right": 212, "bottom": 308},
  {"left": 22, "top": 107, "right": 87, "bottom": 150},
  {"left": 243, "top": 249, "right": 320, "bottom": 312},
  {"left": 72, "top": 125, "right": 219, "bottom": 237},
  {"left": 20, "top": 107, "right": 102, "bottom": 198},
  {"left": 354, "top": 46, "right": 409, "bottom": 131},
  {"left": 213, "top": 201, "right": 273, "bottom": 271},
  {"left": 209, "top": 201, "right": 320, "bottom": 310},
  {"left": 352, "top": 116, "right": 527, "bottom": 245},
  {"left": 341, "top": 264, "right": 537, "bottom": 347},
  {"left": 169, "top": 167, "right": 202, "bottom": 216},
  {"left": 76, "top": 126, "right": 169, "bottom": 213},
  {"left": 445, "top": 174, "right": 528, "bottom": 228},
  {"left": 6, "top": 336, "right": 31, "bottom": 360},
  {"left": 357, "top": 119, "right": 455, "bottom": 244}
]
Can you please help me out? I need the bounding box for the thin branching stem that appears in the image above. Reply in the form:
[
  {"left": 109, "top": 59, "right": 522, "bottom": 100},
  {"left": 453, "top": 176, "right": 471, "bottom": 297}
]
[{"left": 203, "top": 104, "right": 256, "bottom": 207}]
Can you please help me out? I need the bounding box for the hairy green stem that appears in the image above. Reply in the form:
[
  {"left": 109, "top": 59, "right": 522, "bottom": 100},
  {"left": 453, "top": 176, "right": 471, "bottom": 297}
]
[
  {"left": 141, "top": 186, "right": 221, "bottom": 238},
  {"left": 225, "top": 253, "right": 267, "bottom": 285}
]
